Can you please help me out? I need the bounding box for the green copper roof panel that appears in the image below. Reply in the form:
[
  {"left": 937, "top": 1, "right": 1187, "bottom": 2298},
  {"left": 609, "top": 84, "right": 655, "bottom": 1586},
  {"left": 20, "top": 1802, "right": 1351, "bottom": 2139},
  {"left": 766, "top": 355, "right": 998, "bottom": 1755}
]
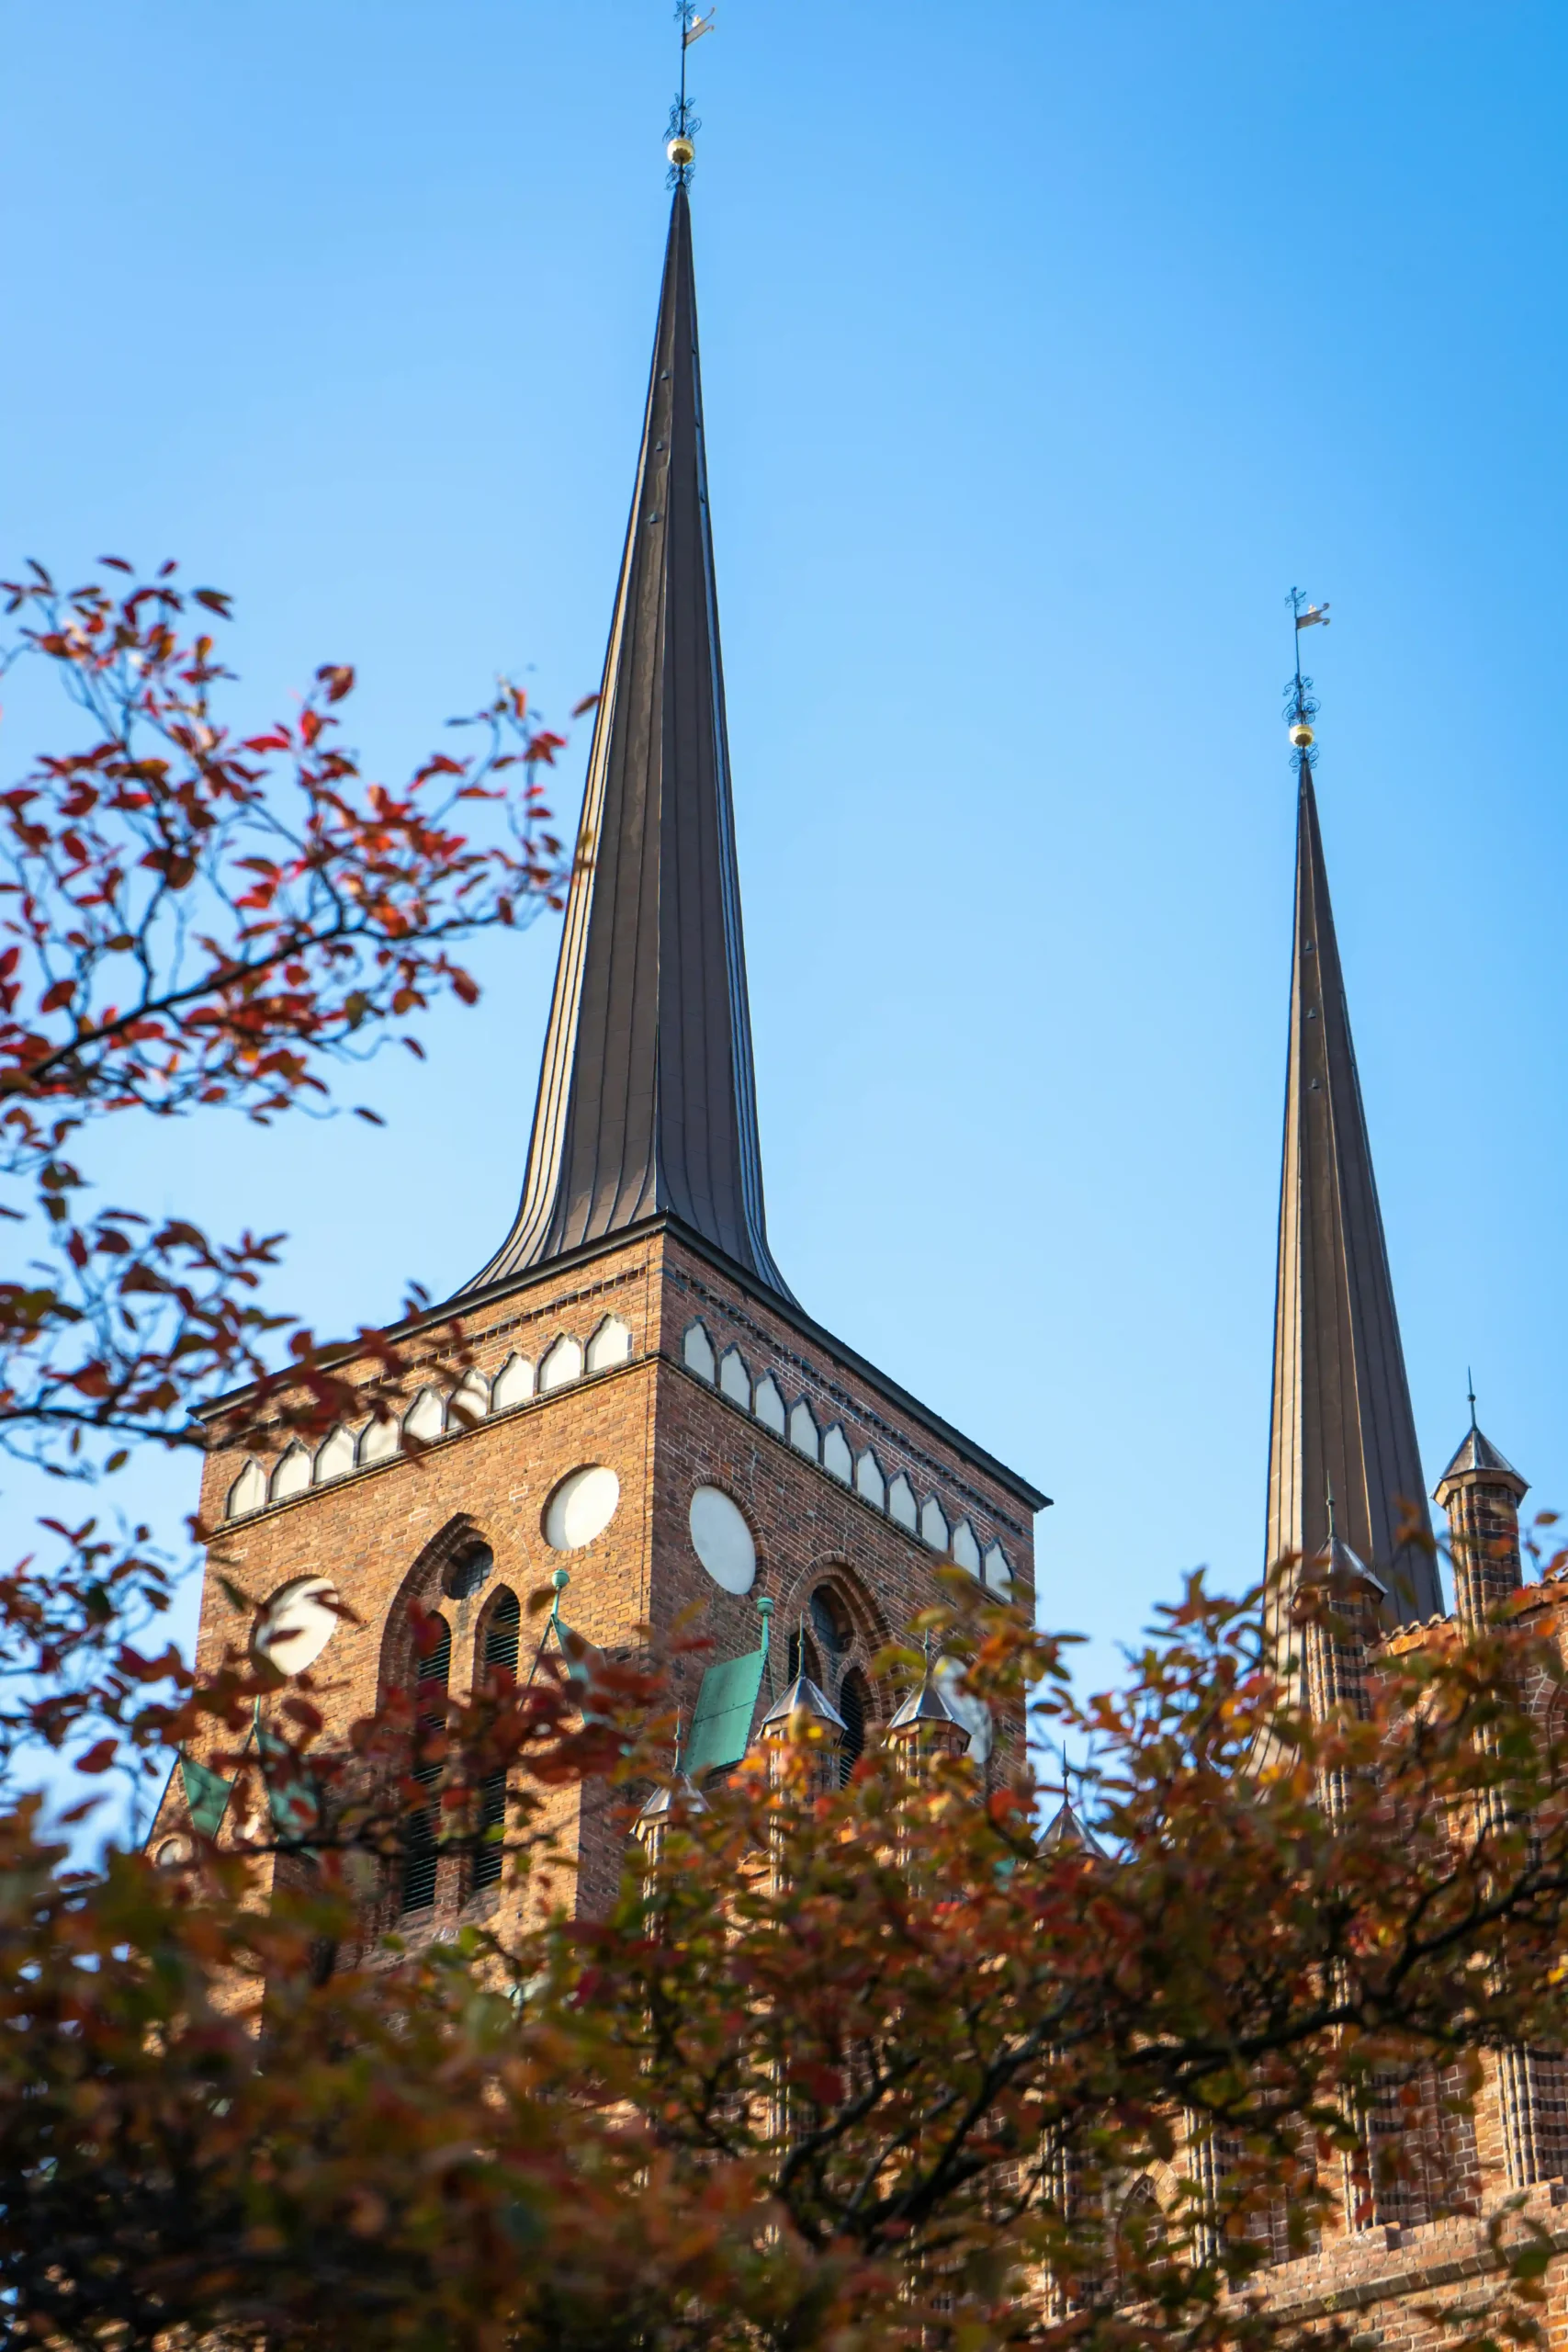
[
  {"left": 684, "top": 1645, "right": 766, "bottom": 1777},
  {"left": 179, "top": 1751, "right": 232, "bottom": 1840},
  {"left": 255, "top": 1718, "right": 320, "bottom": 1845}
]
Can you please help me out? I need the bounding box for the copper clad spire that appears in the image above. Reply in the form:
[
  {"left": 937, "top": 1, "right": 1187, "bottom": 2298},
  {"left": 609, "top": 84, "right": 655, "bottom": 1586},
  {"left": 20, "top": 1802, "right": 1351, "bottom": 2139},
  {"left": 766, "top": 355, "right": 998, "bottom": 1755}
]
[
  {"left": 1265, "top": 752, "right": 1440, "bottom": 1629},
  {"left": 468, "top": 185, "right": 790, "bottom": 1299}
]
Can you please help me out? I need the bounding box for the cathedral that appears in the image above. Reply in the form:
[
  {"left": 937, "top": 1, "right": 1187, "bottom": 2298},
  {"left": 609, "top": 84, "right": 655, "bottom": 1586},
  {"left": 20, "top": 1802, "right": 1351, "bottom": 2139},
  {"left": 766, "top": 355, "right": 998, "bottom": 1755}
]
[{"left": 158, "top": 164, "right": 1568, "bottom": 2321}]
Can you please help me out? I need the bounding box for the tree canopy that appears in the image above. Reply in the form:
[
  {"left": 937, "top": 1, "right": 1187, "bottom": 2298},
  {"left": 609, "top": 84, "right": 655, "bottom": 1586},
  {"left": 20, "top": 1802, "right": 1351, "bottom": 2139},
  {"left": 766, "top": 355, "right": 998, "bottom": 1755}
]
[{"left": 0, "top": 567, "right": 1565, "bottom": 2352}]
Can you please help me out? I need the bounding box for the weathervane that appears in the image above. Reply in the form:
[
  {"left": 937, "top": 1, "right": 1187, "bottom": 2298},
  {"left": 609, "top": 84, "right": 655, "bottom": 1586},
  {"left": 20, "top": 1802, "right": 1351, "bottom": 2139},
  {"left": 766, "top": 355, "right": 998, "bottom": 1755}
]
[
  {"left": 668, "top": 2, "right": 716, "bottom": 184},
  {"left": 1285, "top": 586, "right": 1330, "bottom": 766}
]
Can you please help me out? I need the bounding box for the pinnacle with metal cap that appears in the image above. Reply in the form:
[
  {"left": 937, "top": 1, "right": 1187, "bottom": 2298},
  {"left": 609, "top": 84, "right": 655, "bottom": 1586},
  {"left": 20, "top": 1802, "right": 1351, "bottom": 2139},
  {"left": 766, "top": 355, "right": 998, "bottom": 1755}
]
[
  {"left": 761, "top": 1622, "right": 846, "bottom": 1737},
  {"left": 886, "top": 1634, "right": 972, "bottom": 1743},
  {"left": 637, "top": 1715, "right": 709, "bottom": 1828},
  {"left": 1436, "top": 1374, "right": 1529, "bottom": 1497}
]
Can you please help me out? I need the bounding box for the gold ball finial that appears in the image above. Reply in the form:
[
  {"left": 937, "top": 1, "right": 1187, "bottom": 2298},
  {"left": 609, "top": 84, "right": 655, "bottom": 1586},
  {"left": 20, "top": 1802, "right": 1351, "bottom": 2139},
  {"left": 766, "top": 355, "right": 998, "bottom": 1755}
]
[
  {"left": 667, "top": 134, "right": 695, "bottom": 168},
  {"left": 1289, "top": 720, "right": 1315, "bottom": 750}
]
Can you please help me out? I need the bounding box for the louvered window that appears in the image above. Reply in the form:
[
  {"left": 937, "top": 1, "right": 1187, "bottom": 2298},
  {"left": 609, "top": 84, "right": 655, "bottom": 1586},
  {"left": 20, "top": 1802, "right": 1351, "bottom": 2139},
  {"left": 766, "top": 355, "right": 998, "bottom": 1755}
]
[
  {"left": 839, "top": 1670, "right": 868, "bottom": 1786},
  {"left": 472, "top": 1592, "right": 521, "bottom": 1894},
  {"left": 400, "top": 1616, "right": 451, "bottom": 1913}
]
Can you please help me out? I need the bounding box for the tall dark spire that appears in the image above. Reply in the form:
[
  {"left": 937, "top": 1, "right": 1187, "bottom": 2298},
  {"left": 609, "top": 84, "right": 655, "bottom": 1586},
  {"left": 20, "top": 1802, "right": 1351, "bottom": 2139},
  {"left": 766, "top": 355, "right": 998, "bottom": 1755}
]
[
  {"left": 1265, "top": 748, "right": 1440, "bottom": 1629},
  {"left": 468, "top": 185, "right": 790, "bottom": 1301}
]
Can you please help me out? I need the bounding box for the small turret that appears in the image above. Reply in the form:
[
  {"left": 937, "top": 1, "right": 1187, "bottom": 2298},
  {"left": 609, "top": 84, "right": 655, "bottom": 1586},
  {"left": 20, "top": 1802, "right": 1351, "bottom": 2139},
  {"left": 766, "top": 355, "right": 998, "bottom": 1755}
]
[
  {"left": 1039, "top": 1798, "right": 1105, "bottom": 1859},
  {"left": 886, "top": 1654, "right": 972, "bottom": 1775},
  {"left": 1295, "top": 1493, "right": 1387, "bottom": 1728},
  {"left": 1435, "top": 1390, "right": 1529, "bottom": 1630},
  {"left": 760, "top": 1662, "right": 845, "bottom": 1799},
  {"left": 635, "top": 1766, "right": 707, "bottom": 1863}
]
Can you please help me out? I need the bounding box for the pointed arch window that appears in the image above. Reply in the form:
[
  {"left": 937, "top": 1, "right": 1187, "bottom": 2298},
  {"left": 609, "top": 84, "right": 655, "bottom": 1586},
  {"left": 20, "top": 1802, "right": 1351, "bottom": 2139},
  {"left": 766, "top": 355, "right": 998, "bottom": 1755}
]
[
  {"left": 400, "top": 1615, "right": 451, "bottom": 1914},
  {"left": 472, "top": 1590, "right": 521, "bottom": 1894}
]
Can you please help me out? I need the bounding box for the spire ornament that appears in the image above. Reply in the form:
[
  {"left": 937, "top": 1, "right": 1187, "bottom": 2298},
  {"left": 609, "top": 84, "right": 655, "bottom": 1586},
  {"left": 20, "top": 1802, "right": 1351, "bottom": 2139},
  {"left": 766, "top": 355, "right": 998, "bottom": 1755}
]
[
  {"left": 1285, "top": 586, "right": 1327, "bottom": 760},
  {"left": 667, "top": 3, "right": 714, "bottom": 181}
]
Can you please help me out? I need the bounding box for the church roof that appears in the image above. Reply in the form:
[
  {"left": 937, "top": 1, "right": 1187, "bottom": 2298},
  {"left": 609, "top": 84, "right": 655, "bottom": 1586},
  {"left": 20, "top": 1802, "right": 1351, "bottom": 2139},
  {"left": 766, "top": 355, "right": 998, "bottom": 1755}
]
[
  {"left": 1265, "top": 754, "right": 1442, "bottom": 1631},
  {"left": 465, "top": 183, "right": 790, "bottom": 1301}
]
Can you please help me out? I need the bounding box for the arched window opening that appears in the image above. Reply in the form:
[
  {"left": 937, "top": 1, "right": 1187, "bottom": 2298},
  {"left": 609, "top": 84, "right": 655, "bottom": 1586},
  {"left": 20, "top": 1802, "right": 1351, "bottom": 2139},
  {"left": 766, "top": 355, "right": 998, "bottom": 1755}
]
[
  {"left": 472, "top": 1592, "right": 522, "bottom": 1894},
  {"left": 444, "top": 1543, "right": 492, "bottom": 1602},
  {"left": 839, "top": 1668, "right": 869, "bottom": 1786},
  {"left": 400, "top": 1616, "right": 451, "bottom": 1914},
  {"left": 483, "top": 1588, "right": 522, "bottom": 1679},
  {"left": 810, "top": 1585, "right": 852, "bottom": 1661}
]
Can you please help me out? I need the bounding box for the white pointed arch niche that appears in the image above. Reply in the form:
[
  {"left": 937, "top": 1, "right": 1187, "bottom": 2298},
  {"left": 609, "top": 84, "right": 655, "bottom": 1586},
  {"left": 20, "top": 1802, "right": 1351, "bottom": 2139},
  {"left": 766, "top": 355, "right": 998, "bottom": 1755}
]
[
  {"left": 586, "top": 1316, "right": 632, "bottom": 1373},
  {"left": 226, "top": 1460, "right": 267, "bottom": 1520}
]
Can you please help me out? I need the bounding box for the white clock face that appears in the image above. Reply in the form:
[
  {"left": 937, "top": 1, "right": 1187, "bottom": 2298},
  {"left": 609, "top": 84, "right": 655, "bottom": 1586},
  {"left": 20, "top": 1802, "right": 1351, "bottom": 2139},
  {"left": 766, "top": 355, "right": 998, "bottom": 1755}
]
[{"left": 254, "top": 1576, "right": 341, "bottom": 1675}]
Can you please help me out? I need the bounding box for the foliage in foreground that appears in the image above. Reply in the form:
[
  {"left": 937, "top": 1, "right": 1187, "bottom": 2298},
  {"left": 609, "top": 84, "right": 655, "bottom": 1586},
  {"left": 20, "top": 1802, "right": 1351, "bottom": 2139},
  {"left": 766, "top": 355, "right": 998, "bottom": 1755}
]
[
  {"left": 0, "top": 560, "right": 570, "bottom": 1777},
  {"left": 4, "top": 1568, "right": 1568, "bottom": 2352},
  {"left": 2, "top": 560, "right": 1567, "bottom": 2352}
]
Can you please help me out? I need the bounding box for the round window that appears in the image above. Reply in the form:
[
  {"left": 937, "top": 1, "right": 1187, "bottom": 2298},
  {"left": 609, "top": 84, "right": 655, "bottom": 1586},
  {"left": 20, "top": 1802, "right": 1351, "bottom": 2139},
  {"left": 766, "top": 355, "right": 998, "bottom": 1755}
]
[
  {"left": 254, "top": 1576, "right": 341, "bottom": 1675},
  {"left": 689, "top": 1486, "right": 756, "bottom": 1594},
  {"left": 543, "top": 1464, "right": 620, "bottom": 1552}
]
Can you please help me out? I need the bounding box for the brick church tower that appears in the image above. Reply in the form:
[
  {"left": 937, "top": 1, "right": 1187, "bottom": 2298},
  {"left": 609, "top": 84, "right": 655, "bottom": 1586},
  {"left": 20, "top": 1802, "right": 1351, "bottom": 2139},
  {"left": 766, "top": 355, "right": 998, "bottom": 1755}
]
[{"left": 165, "top": 180, "right": 1046, "bottom": 1929}]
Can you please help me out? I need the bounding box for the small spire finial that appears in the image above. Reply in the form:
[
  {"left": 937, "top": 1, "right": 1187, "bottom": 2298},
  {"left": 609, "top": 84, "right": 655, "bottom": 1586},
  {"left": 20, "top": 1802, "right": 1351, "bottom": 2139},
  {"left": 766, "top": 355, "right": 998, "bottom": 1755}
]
[
  {"left": 667, "top": 2, "right": 714, "bottom": 180},
  {"left": 1467, "top": 1367, "right": 1478, "bottom": 1430},
  {"left": 1325, "top": 1479, "right": 1338, "bottom": 1542},
  {"left": 1285, "top": 586, "right": 1327, "bottom": 763}
]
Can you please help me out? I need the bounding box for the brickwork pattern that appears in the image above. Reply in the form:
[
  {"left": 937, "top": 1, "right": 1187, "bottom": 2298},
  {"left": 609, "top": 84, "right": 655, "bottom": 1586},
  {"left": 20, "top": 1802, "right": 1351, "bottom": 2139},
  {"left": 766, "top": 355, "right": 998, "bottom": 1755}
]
[{"left": 162, "top": 1222, "right": 1040, "bottom": 1944}]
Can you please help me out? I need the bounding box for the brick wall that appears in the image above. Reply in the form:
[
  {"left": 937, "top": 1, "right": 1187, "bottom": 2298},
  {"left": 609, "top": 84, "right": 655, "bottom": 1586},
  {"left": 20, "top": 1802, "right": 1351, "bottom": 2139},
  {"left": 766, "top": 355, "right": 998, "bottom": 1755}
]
[{"left": 159, "top": 1219, "right": 1043, "bottom": 1940}]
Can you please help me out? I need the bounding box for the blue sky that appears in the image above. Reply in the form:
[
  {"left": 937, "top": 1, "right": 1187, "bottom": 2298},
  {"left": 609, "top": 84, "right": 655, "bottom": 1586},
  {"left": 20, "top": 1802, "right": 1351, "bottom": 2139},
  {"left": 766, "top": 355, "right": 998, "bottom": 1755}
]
[{"left": 4, "top": 0, "right": 1566, "bottom": 1697}]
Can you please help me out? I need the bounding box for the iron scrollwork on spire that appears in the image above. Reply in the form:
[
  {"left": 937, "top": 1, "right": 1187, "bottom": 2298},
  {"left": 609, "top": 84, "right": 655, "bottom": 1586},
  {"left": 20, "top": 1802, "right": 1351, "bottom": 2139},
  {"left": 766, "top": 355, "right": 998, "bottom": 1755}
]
[
  {"left": 1284, "top": 585, "right": 1325, "bottom": 767},
  {"left": 667, "top": 2, "right": 711, "bottom": 185}
]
